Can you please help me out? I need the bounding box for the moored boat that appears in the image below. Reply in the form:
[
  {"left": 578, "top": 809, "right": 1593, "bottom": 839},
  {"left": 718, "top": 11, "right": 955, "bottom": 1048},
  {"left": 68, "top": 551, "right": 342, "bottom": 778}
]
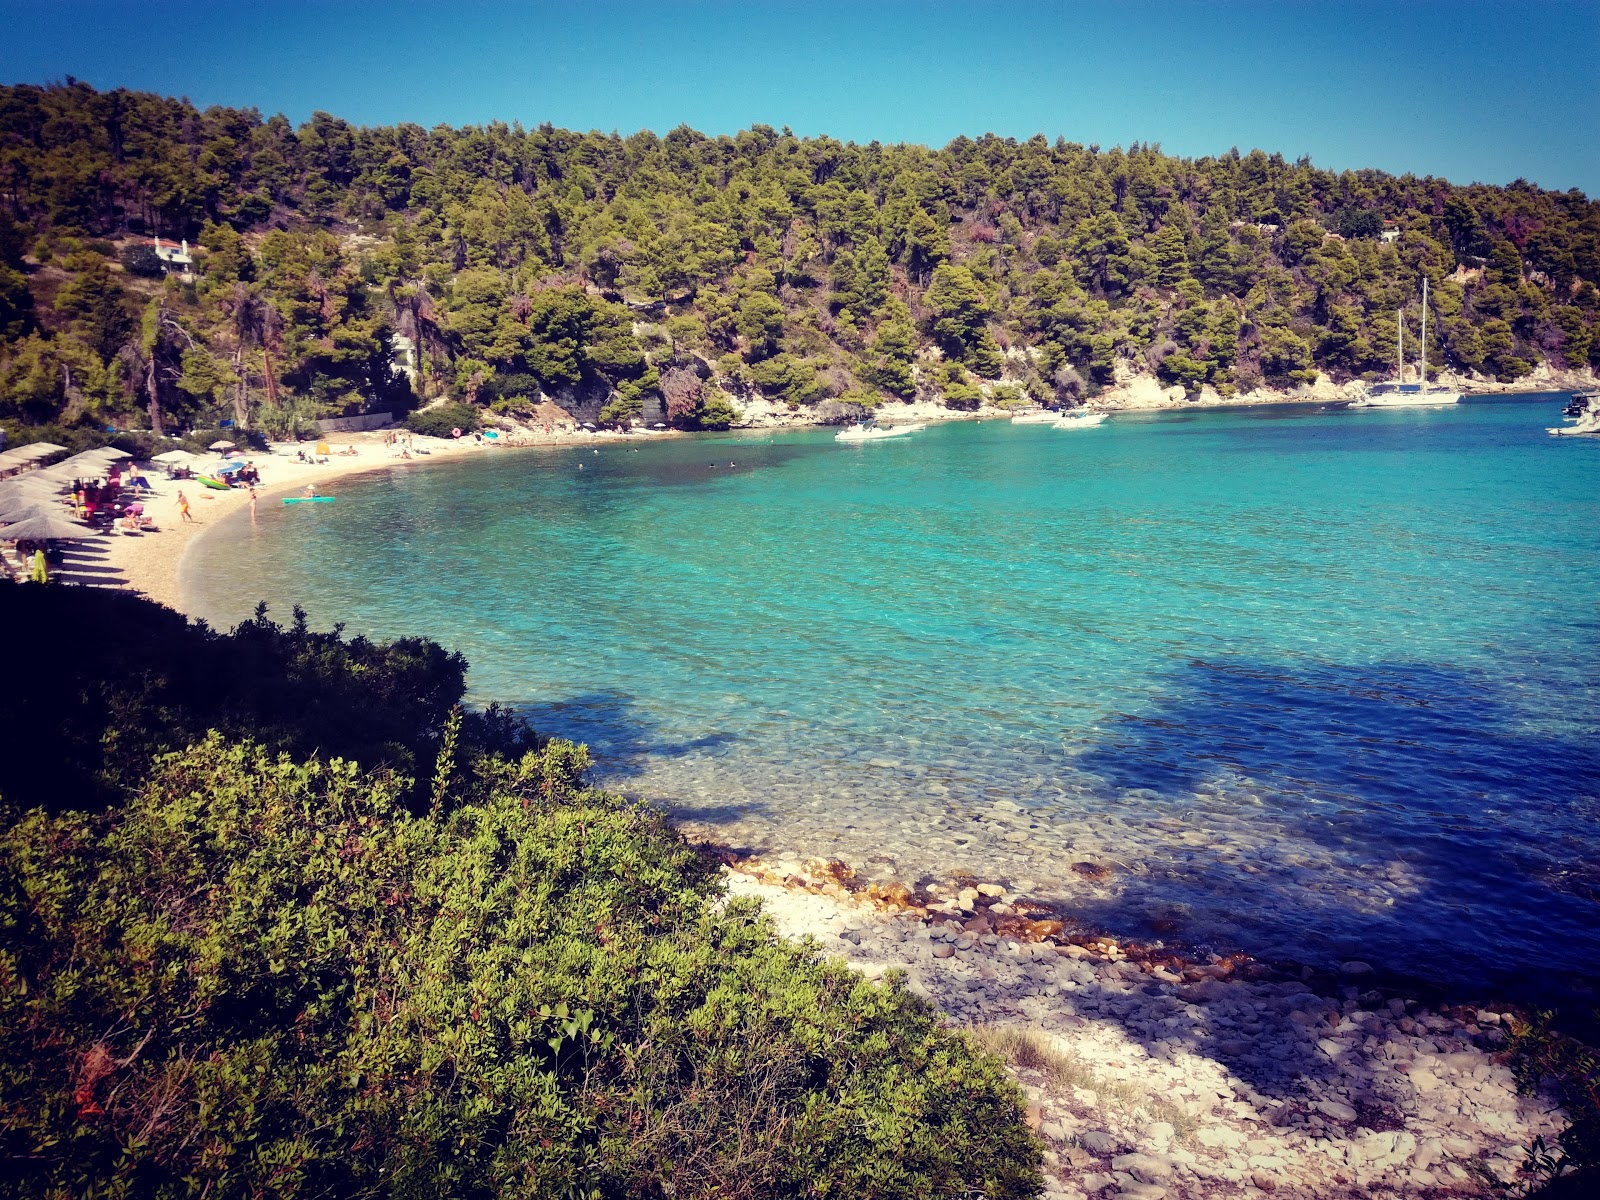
[
  {"left": 835, "top": 421, "right": 928, "bottom": 442},
  {"left": 1349, "top": 279, "right": 1461, "bottom": 408},
  {"left": 1548, "top": 389, "right": 1600, "bottom": 436},
  {"left": 1052, "top": 411, "right": 1107, "bottom": 429},
  {"left": 1010, "top": 409, "right": 1061, "bottom": 424}
]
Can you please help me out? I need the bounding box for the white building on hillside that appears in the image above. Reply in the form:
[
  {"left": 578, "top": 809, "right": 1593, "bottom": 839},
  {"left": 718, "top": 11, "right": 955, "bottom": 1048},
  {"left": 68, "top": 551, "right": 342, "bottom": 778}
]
[{"left": 152, "top": 236, "right": 193, "bottom": 276}]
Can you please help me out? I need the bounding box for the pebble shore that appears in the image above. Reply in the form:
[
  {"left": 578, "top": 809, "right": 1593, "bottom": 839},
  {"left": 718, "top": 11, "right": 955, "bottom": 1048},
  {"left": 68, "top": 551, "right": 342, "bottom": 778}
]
[{"left": 721, "top": 854, "right": 1567, "bottom": 1200}]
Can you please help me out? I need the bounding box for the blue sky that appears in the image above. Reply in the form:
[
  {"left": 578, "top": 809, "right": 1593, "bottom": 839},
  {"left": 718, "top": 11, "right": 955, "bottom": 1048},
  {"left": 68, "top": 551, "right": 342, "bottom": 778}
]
[{"left": 3, "top": 1, "right": 1596, "bottom": 194}]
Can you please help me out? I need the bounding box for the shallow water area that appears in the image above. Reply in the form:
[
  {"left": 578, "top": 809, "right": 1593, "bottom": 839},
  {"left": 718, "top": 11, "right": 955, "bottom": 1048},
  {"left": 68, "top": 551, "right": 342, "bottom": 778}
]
[{"left": 188, "top": 397, "right": 1600, "bottom": 1002}]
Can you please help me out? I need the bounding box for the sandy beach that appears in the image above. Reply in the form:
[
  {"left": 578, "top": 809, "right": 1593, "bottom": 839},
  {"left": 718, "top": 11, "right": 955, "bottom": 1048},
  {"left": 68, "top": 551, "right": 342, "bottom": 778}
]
[{"left": 91, "top": 433, "right": 480, "bottom": 611}]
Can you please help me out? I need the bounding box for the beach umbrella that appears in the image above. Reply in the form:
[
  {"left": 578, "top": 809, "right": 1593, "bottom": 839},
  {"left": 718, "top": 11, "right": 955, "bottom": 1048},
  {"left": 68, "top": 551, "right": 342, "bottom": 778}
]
[
  {"left": 0, "top": 443, "right": 67, "bottom": 467},
  {"left": 0, "top": 485, "right": 64, "bottom": 513},
  {"left": 48, "top": 451, "right": 116, "bottom": 476},
  {"left": 0, "top": 501, "right": 66, "bottom": 524},
  {"left": 210, "top": 439, "right": 237, "bottom": 451},
  {"left": 152, "top": 449, "right": 197, "bottom": 464},
  {"left": 81, "top": 446, "right": 132, "bottom": 462},
  {"left": 10, "top": 442, "right": 66, "bottom": 460},
  {"left": 0, "top": 513, "right": 90, "bottom": 540},
  {"left": 0, "top": 474, "right": 64, "bottom": 496}
]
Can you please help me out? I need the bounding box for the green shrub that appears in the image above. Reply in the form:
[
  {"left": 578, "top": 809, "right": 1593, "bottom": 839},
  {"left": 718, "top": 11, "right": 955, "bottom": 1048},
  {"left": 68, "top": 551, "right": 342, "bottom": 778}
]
[
  {"left": 695, "top": 388, "right": 740, "bottom": 429},
  {"left": 0, "top": 733, "right": 1041, "bottom": 1199},
  {"left": 0, "top": 587, "right": 470, "bottom": 812},
  {"left": 940, "top": 362, "right": 983, "bottom": 410},
  {"left": 118, "top": 241, "right": 164, "bottom": 277},
  {"left": 1509, "top": 1014, "right": 1600, "bottom": 1191},
  {"left": 0, "top": 586, "right": 1042, "bottom": 1197},
  {"left": 404, "top": 401, "right": 481, "bottom": 437}
]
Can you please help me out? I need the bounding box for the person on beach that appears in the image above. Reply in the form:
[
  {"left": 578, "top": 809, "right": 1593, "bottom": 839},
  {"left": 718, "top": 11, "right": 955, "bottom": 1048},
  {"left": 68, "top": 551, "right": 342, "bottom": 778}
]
[
  {"left": 177, "top": 491, "right": 194, "bottom": 523},
  {"left": 248, "top": 485, "right": 258, "bottom": 522}
]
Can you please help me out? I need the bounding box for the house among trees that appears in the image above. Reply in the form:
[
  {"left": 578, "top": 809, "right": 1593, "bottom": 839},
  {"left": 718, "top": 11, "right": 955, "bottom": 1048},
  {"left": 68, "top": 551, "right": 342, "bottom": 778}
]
[
  {"left": 151, "top": 236, "right": 193, "bottom": 276},
  {"left": 391, "top": 333, "right": 419, "bottom": 383},
  {"left": 1380, "top": 221, "right": 1401, "bottom": 243}
]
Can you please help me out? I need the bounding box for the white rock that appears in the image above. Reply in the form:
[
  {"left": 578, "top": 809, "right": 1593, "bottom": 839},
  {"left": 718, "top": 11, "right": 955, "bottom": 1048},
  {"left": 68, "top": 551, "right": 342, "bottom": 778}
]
[
  {"left": 1110, "top": 1152, "right": 1173, "bottom": 1183},
  {"left": 1196, "top": 1126, "right": 1246, "bottom": 1149},
  {"left": 1407, "top": 1066, "right": 1441, "bottom": 1093},
  {"left": 1144, "top": 1120, "right": 1175, "bottom": 1149}
]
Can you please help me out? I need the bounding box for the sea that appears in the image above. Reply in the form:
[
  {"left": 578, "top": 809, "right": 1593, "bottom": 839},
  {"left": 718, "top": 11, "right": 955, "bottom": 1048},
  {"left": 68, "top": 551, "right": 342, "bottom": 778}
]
[{"left": 186, "top": 394, "right": 1600, "bottom": 1003}]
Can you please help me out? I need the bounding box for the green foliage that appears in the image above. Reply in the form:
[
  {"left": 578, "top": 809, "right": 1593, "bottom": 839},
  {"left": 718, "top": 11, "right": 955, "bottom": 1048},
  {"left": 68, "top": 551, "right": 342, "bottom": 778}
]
[
  {"left": 1, "top": 79, "right": 1596, "bottom": 446},
  {"left": 0, "top": 585, "right": 1041, "bottom": 1199},
  {"left": 695, "top": 388, "right": 741, "bottom": 429},
  {"left": 404, "top": 401, "right": 482, "bottom": 437},
  {"left": 118, "top": 240, "right": 165, "bottom": 277},
  {"left": 939, "top": 360, "right": 984, "bottom": 410},
  {"left": 0, "top": 585, "right": 470, "bottom": 812},
  {"left": 749, "top": 352, "right": 825, "bottom": 406},
  {"left": 1507, "top": 1014, "right": 1600, "bottom": 1191},
  {"left": 864, "top": 316, "right": 920, "bottom": 399},
  {"left": 737, "top": 289, "right": 787, "bottom": 361},
  {"left": 925, "top": 264, "right": 1003, "bottom": 377}
]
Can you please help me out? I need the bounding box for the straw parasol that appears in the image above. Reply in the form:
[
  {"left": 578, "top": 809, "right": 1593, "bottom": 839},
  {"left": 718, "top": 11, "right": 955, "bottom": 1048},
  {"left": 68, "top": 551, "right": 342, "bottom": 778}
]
[
  {"left": 0, "top": 513, "right": 90, "bottom": 540},
  {"left": 0, "top": 442, "right": 68, "bottom": 465},
  {"left": 0, "top": 473, "right": 64, "bottom": 495},
  {"left": 152, "top": 449, "right": 198, "bottom": 464},
  {"left": 0, "top": 500, "right": 66, "bottom": 524},
  {"left": 210, "top": 439, "right": 238, "bottom": 451},
  {"left": 0, "top": 481, "right": 65, "bottom": 510}
]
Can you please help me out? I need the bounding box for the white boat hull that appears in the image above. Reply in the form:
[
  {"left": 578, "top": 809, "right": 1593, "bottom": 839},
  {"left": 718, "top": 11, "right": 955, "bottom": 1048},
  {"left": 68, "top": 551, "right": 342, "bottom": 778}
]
[
  {"left": 1010, "top": 411, "right": 1061, "bottom": 424},
  {"left": 1052, "top": 412, "right": 1107, "bottom": 428},
  {"left": 1349, "top": 391, "right": 1461, "bottom": 408},
  {"left": 835, "top": 423, "right": 927, "bottom": 442}
]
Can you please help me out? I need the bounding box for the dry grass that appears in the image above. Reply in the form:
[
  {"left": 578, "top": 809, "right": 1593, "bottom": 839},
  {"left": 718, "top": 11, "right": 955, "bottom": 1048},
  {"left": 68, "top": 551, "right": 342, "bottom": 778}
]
[{"left": 967, "top": 1023, "right": 1197, "bottom": 1141}]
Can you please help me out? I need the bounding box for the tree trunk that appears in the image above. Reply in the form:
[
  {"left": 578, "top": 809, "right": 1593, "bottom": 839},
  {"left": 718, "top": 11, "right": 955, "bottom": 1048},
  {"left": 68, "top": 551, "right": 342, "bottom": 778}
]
[
  {"left": 232, "top": 345, "right": 249, "bottom": 428},
  {"left": 145, "top": 355, "right": 164, "bottom": 436},
  {"left": 262, "top": 348, "right": 279, "bottom": 408}
]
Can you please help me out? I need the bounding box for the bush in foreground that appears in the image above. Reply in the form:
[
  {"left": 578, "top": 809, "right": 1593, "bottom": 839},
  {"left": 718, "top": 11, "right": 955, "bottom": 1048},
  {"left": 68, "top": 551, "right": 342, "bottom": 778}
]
[
  {"left": 0, "top": 586, "right": 1040, "bottom": 1198},
  {"left": 0, "top": 734, "right": 1040, "bottom": 1198},
  {"left": 0, "top": 585, "right": 470, "bottom": 812}
]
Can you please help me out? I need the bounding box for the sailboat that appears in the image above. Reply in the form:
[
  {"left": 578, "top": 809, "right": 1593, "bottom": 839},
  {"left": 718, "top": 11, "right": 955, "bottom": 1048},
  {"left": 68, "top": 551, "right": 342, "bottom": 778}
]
[{"left": 1349, "top": 278, "right": 1462, "bottom": 408}]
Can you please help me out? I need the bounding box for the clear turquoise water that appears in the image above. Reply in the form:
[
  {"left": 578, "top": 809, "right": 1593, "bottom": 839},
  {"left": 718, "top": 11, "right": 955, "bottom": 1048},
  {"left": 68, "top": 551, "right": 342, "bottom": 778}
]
[{"left": 188, "top": 397, "right": 1600, "bottom": 998}]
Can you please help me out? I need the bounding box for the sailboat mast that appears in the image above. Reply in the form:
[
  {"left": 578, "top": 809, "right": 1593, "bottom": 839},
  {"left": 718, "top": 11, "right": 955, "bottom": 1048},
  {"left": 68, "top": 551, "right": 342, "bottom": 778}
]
[
  {"left": 1419, "top": 278, "right": 1428, "bottom": 389},
  {"left": 1397, "top": 310, "right": 1404, "bottom": 383}
]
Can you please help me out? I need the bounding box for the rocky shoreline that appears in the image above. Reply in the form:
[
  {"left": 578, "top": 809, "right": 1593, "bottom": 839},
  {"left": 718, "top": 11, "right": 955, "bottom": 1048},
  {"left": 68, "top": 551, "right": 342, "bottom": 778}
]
[{"left": 718, "top": 851, "right": 1569, "bottom": 1200}]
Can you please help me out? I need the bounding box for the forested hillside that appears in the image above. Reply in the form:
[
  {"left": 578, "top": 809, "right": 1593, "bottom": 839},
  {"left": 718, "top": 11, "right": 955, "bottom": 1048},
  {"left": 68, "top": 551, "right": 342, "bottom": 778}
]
[{"left": 2, "top": 79, "right": 1597, "bottom": 440}]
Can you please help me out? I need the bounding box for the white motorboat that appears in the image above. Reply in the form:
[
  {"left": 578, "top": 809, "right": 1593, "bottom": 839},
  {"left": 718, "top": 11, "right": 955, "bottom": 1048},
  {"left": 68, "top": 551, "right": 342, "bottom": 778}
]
[
  {"left": 1010, "top": 409, "right": 1062, "bottom": 424},
  {"left": 835, "top": 421, "right": 928, "bottom": 442},
  {"left": 1052, "top": 411, "right": 1107, "bottom": 428},
  {"left": 1349, "top": 279, "right": 1461, "bottom": 408},
  {"left": 1549, "top": 389, "right": 1600, "bottom": 437}
]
